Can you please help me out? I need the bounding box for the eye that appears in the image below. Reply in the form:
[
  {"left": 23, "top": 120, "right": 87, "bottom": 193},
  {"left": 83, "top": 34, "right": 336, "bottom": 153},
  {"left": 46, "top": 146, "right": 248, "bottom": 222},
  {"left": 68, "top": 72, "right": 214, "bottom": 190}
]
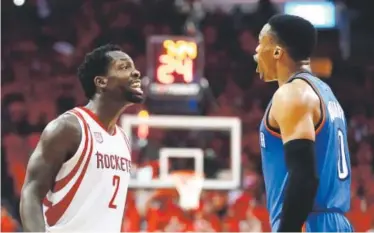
[{"left": 119, "top": 64, "right": 130, "bottom": 70}]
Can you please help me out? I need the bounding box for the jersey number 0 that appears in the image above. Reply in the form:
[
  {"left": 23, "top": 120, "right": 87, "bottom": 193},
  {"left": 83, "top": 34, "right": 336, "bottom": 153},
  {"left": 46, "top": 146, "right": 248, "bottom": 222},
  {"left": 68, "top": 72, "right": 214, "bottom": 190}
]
[{"left": 337, "top": 129, "right": 349, "bottom": 180}]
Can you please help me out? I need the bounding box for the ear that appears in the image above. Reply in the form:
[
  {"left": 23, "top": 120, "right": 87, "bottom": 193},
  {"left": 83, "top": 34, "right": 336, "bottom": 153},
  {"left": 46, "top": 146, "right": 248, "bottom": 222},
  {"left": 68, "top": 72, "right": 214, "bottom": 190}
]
[
  {"left": 94, "top": 76, "right": 108, "bottom": 89},
  {"left": 273, "top": 46, "right": 283, "bottom": 60}
]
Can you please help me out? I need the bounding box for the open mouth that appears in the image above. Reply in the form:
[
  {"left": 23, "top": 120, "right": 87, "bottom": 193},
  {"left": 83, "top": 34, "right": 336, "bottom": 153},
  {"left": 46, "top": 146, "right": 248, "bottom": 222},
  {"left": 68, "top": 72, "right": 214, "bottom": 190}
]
[
  {"left": 254, "top": 55, "right": 263, "bottom": 79},
  {"left": 256, "top": 65, "right": 264, "bottom": 79},
  {"left": 129, "top": 81, "right": 143, "bottom": 95}
]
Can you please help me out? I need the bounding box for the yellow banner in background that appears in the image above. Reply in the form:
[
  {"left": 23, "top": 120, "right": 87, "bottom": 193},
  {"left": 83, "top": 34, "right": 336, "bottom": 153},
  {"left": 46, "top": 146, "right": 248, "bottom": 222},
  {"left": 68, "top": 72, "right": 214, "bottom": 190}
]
[{"left": 310, "top": 58, "right": 333, "bottom": 78}]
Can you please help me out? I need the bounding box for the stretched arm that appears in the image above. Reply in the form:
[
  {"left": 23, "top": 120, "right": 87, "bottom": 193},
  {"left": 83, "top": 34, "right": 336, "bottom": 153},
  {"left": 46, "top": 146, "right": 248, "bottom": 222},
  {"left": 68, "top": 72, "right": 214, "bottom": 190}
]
[
  {"left": 20, "top": 114, "right": 80, "bottom": 232},
  {"left": 272, "top": 81, "right": 320, "bottom": 232}
]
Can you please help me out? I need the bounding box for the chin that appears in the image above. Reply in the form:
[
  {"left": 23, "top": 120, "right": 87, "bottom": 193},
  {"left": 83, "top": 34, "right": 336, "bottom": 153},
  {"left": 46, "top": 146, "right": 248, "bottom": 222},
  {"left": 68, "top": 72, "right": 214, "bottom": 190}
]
[
  {"left": 123, "top": 87, "right": 144, "bottom": 104},
  {"left": 262, "top": 74, "right": 277, "bottom": 83},
  {"left": 126, "top": 92, "right": 144, "bottom": 104},
  {"left": 264, "top": 78, "right": 277, "bottom": 83},
  {"left": 259, "top": 73, "right": 270, "bottom": 82}
]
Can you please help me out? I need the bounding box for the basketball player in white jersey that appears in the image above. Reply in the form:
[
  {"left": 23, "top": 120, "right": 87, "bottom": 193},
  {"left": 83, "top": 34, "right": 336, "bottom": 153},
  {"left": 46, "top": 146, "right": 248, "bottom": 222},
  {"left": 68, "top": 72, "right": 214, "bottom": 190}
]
[{"left": 20, "top": 44, "right": 143, "bottom": 232}]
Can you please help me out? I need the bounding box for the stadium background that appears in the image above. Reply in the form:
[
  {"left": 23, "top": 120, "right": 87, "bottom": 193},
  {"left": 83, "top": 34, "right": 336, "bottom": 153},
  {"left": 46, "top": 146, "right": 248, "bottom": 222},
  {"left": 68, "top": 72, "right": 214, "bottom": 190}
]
[{"left": 1, "top": 0, "right": 374, "bottom": 231}]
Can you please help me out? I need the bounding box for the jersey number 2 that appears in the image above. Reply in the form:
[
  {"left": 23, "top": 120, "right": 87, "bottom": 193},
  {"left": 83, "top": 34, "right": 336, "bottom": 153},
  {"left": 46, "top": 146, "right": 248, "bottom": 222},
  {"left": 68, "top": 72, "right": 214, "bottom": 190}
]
[
  {"left": 337, "top": 130, "right": 349, "bottom": 180},
  {"left": 109, "top": 175, "right": 120, "bottom": 209}
]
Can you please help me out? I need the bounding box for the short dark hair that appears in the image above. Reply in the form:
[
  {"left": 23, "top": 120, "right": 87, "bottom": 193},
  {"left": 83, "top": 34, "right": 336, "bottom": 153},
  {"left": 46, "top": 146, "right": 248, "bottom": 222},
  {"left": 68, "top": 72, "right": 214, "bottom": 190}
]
[
  {"left": 268, "top": 14, "right": 317, "bottom": 61},
  {"left": 77, "top": 44, "right": 122, "bottom": 99}
]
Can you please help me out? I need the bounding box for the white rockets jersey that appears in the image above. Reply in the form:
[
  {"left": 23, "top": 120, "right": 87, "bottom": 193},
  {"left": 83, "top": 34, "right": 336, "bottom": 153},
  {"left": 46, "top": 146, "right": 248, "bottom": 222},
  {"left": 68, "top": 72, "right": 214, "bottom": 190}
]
[{"left": 42, "top": 107, "right": 132, "bottom": 232}]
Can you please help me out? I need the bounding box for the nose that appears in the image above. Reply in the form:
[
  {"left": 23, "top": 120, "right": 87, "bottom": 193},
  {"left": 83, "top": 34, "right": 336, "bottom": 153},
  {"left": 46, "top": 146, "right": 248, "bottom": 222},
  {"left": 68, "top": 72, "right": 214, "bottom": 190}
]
[{"left": 131, "top": 70, "right": 141, "bottom": 79}]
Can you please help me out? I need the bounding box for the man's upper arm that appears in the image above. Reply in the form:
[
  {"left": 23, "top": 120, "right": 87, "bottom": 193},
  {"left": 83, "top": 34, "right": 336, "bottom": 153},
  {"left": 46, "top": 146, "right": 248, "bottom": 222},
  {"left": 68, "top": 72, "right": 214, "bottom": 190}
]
[
  {"left": 272, "top": 83, "right": 319, "bottom": 143},
  {"left": 22, "top": 114, "right": 81, "bottom": 199}
]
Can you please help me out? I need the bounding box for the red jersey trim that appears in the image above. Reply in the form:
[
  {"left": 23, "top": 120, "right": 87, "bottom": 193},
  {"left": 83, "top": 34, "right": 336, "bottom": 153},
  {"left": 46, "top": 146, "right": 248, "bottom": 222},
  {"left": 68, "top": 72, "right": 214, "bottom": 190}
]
[
  {"left": 44, "top": 117, "right": 94, "bottom": 226},
  {"left": 78, "top": 107, "right": 117, "bottom": 136},
  {"left": 52, "top": 110, "right": 91, "bottom": 192},
  {"left": 43, "top": 198, "right": 52, "bottom": 208}
]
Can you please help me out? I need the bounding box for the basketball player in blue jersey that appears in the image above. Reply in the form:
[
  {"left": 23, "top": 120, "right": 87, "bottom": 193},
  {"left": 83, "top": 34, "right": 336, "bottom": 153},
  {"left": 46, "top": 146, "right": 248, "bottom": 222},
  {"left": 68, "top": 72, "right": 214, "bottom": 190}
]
[{"left": 254, "top": 14, "right": 353, "bottom": 232}]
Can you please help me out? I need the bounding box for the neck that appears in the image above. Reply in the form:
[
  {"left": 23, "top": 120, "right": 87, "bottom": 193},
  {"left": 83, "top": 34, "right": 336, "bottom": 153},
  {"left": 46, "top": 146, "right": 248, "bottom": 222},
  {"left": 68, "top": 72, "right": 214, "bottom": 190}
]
[
  {"left": 277, "top": 60, "right": 311, "bottom": 86},
  {"left": 85, "top": 94, "right": 130, "bottom": 132}
]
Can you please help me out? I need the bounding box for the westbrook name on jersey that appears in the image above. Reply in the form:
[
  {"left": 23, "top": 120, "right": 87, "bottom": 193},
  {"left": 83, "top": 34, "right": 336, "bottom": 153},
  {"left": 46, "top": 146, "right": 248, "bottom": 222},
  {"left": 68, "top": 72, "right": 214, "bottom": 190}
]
[{"left": 259, "top": 72, "right": 353, "bottom": 232}]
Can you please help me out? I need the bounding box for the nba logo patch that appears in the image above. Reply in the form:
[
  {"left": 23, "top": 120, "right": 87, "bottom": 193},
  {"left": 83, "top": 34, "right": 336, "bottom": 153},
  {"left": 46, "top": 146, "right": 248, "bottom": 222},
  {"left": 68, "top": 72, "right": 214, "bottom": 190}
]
[{"left": 94, "top": 132, "right": 103, "bottom": 143}]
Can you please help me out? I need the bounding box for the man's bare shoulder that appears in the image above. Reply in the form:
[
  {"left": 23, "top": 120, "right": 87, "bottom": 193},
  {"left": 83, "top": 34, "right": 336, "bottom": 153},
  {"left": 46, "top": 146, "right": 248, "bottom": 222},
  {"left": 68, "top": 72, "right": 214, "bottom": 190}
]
[
  {"left": 38, "top": 113, "right": 82, "bottom": 157},
  {"left": 43, "top": 113, "right": 81, "bottom": 139},
  {"left": 271, "top": 80, "right": 319, "bottom": 142},
  {"left": 273, "top": 79, "right": 319, "bottom": 111}
]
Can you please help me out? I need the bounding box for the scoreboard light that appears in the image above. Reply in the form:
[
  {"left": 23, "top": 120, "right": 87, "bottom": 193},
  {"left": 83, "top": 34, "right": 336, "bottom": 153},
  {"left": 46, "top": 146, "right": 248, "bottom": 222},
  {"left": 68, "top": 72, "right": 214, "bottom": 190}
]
[
  {"left": 146, "top": 35, "right": 204, "bottom": 98},
  {"left": 157, "top": 39, "right": 197, "bottom": 84},
  {"left": 284, "top": 2, "right": 336, "bottom": 29}
]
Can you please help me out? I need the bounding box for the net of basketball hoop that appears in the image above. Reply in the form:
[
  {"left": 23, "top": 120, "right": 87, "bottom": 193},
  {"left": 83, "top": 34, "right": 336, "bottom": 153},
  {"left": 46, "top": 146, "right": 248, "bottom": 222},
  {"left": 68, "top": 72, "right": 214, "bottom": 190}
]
[{"left": 171, "top": 171, "right": 204, "bottom": 210}]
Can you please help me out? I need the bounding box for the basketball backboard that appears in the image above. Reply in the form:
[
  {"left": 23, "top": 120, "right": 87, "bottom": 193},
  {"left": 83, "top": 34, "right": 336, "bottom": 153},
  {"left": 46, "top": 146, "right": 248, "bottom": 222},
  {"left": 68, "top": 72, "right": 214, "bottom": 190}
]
[{"left": 120, "top": 115, "right": 241, "bottom": 190}]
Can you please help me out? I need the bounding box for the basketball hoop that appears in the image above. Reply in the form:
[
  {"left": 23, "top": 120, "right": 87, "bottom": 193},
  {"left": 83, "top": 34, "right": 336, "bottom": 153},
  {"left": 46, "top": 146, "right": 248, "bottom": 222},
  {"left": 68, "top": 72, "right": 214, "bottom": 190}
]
[{"left": 171, "top": 171, "right": 204, "bottom": 210}]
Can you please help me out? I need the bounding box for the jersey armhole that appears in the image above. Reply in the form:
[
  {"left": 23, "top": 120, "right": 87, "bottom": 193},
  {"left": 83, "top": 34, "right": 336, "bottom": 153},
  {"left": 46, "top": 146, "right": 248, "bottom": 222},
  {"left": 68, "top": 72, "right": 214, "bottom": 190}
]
[
  {"left": 264, "top": 104, "right": 282, "bottom": 137},
  {"left": 264, "top": 77, "right": 326, "bottom": 137},
  {"left": 290, "top": 77, "right": 326, "bottom": 134},
  {"left": 57, "top": 109, "right": 90, "bottom": 173}
]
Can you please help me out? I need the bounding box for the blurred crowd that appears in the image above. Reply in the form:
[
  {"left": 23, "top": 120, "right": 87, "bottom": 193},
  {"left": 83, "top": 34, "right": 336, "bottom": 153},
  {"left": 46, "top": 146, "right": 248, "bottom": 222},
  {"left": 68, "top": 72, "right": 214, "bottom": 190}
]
[{"left": 1, "top": 0, "right": 374, "bottom": 232}]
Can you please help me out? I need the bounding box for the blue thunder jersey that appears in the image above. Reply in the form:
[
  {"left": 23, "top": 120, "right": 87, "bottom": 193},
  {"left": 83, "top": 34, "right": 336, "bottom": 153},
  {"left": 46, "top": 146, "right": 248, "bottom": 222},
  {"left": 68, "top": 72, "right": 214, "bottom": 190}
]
[{"left": 259, "top": 72, "right": 351, "bottom": 229}]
